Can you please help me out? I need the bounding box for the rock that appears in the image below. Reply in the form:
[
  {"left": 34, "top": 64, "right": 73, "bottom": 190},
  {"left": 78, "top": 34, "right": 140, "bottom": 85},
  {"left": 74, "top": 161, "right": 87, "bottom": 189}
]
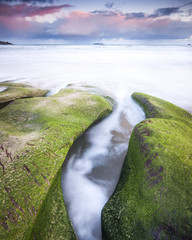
[
  {"left": 0, "top": 41, "right": 13, "bottom": 45},
  {"left": 94, "top": 43, "right": 104, "bottom": 45},
  {"left": 102, "top": 92, "right": 192, "bottom": 240},
  {"left": 0, "top": 82, "right": 48, "bottom": 109},
  {"left": 65, "top": 83, "right": 114, "bottom": 105},
  {"left": 0, "top": 86, "right": 113, "bottom": 239}
]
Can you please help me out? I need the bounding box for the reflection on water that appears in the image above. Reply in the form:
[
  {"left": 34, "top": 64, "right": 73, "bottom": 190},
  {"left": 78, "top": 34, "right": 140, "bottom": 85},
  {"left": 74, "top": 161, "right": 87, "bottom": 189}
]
[{"left": 61, "top": 98, "right": 145, "bottom": 240}]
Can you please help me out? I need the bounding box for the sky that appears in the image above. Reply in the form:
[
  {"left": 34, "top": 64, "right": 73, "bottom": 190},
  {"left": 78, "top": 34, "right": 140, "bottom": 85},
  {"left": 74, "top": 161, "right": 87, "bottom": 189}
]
[{"left": 0, "top": 0, "right": 192, "bottom": 44}]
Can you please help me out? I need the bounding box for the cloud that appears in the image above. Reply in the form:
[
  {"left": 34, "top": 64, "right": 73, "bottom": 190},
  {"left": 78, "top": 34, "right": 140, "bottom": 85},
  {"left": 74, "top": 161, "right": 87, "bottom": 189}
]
[
  {"left": 149, "top": 7, "right": 179, "bottom": 18},
  {"left": 105, "top": 2, "right": 114, "bottom": 9},
  {"left": 181, "top": 1, "right": 192, "bottom": 8},
  {"left": 55, "top": 10, "right": 191, "bottom": 40},
  {"left": 0, "top": 3, "right": 73, "bottom": 17},
  {"left": 0, "top": 3, "right": 192, "bottom": 42},
  {"left": 179, "top": 1, "right": 192, "bottom": 17},
  {"left": 0, "top": 0, "right": 54, "bottom": 3},
  {"left": 0, "top": 2, "right": 72, "bottom": 36},
  {"left": 0, "top": 14, "right": 32, "bottom": 37},
  {"left": 125, "top": 12, "right": 146, "bottom": 20},
  {"left": 91, "top": 10, "right": 118, "bottom": 17}
]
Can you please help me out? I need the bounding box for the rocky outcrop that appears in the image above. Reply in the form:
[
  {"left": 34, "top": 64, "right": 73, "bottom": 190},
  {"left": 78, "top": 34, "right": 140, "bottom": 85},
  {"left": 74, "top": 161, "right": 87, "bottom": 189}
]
[
  {"left": 0, "top": 82, "right": 48, "bottom": 109},
  {"left": 0, "top": 84, "right": 113, "bottom": 239},
  {"left": 102, "top": 92, "right": 192, "bottom": 240},
  {"left": 0, "top": 41, "right": 13, "bottom": 45},
  {"left": 94, "top": 43, "right": 104, "bottom": 45}
]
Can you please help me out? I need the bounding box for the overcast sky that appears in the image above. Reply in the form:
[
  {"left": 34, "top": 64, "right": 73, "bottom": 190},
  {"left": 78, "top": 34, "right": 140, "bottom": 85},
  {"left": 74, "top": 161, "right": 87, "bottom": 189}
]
[{"left": 0, "top": 0, "right": 192, "bottom": 43}]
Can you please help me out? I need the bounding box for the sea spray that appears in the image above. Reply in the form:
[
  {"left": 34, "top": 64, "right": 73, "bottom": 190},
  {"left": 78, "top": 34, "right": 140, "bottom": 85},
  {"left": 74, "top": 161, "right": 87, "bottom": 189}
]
[{"left": 61, "top": 96, "right": 145, "bottom": 240}]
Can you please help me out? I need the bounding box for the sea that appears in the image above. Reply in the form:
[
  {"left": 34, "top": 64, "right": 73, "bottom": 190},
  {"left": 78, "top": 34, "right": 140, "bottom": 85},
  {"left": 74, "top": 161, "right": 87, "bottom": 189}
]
[{"left": 0, "top": 43, "right": 192, "bottom": 240}]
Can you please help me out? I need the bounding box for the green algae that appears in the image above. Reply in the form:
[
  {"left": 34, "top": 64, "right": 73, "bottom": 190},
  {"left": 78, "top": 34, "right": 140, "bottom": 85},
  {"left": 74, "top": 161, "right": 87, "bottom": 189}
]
[
  {"left": 0, "top": 81, "right": 48, "bottom": 108},
  {"left": 65, "top": 83, "right": 114, "bottom": 105},
  {"left": 132, "top": 92, "right": 192, "bottom": 125},
  {"left": 30, "top": 168, "right": 76, "bottom": 240},
  {"left": 0, "top": 87, "right": 113, "bottom": 239},
  {"left": 102, "top": 92, "right": 192, "bottom": 240}
]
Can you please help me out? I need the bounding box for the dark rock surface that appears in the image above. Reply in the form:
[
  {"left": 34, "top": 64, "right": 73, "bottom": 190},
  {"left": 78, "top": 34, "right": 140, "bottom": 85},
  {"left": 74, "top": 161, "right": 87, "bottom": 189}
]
[{"left": 0, "top": 41, "right": 13, "bottom": 45}]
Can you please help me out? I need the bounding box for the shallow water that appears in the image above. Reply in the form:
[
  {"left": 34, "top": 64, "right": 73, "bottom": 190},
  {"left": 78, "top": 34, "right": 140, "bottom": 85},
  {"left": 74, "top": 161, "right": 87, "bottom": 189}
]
[
  {"left": 0, "top": 44, "right": 192, "bottom": 239},
  {"left": 0, "top": 87, "right": 7, "bottom": 93}
]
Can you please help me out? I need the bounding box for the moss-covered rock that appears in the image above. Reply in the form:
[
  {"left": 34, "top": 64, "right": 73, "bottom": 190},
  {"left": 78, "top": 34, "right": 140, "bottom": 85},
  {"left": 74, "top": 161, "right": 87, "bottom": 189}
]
[
  {"left": 65, "top": 83, "right": 114, "bottom": 105},
  {"left": 0, "top": 81, "right": 48, "bottom": 109},
  {"left": 102, "top": 92, "right": 192, "bottom": 240},
  {"left": 0, "top": 86, "right": 113, "bottom": 240}
]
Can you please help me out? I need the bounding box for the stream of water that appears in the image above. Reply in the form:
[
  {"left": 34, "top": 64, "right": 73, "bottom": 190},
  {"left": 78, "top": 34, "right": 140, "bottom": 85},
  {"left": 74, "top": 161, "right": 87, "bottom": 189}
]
[
  {"left": 0, "top": 43, "right": 192, "bottom": 239},
  {"left": 61, "top": 96, "right": 145, "bottom": 240}
]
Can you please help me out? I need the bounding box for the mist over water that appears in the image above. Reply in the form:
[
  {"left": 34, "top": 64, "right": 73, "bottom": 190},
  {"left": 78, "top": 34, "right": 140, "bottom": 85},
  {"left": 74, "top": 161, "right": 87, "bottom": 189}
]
[
  {"left": 0, "top": 44, "right": 192, "bottom": 239},
  {"left": 0, "top": 44, "right": 192, "bottom": 111}
]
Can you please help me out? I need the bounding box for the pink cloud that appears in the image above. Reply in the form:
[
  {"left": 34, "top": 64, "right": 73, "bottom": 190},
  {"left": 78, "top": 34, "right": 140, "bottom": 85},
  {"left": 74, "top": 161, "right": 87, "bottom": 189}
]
[
  {"left": 0, "top": 5, "right": 191, "bottom": 41},
  {"left": 0, "top": 15, "right": 29, "bottom": 31},
  {"left": 58, "top": 11, "right": 99, "bottom": 36},
  {"left": 58, "top": 11, "right": 172, "bottom": 37},
  {"left": 0, "top": 3, "right": 72, "bottom": 17}
]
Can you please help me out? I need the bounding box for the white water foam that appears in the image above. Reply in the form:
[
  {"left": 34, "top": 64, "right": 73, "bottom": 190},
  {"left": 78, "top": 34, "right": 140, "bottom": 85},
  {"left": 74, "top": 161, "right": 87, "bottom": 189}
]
[
  {"left": 0, "top": 87, "right": 7, "bottom": 93},
  {"left": 61, "top": 96, "right": 145, "bottom": 240}
]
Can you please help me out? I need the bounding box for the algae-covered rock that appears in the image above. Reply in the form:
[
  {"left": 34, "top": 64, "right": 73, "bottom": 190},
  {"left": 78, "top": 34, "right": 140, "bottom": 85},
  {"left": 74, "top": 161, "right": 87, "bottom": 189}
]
[
  {"left": 102, "top": 92, "right": 192, "bottom": 240},
  {"left": 0, "top": 81, "right": 48, "bottom": 108},
  {"left": 0, "top": 86, "right": 113, "bottom": 240},
  {"left": 65, "top": 83, "right": 113, "bottom": 104}
]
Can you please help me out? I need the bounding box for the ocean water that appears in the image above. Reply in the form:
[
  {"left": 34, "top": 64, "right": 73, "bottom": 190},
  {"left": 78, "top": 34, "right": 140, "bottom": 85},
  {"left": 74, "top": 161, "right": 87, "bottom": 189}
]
[
  {"left": 0, "top": 44, "right": 192, "bottom": 111},
  {"left": 0, "top": 44, "right": 192, "bottom": 239}
]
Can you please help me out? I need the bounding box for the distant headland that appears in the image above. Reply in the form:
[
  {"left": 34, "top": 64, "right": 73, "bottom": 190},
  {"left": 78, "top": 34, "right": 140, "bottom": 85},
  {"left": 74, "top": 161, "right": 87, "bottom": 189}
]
[
  {"left": 93, "top": 43, "right": 104, "bottom": 45},
  {"left": 0, "top": 41, "right": 13, "bottom": 45}
]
